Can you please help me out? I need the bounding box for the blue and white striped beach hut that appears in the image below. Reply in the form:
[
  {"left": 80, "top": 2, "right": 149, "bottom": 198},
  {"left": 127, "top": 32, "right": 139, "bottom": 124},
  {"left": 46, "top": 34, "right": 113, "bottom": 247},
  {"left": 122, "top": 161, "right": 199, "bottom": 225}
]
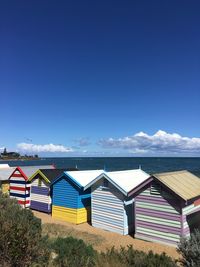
[{"left": 84, "top": 169, "right": 150, "bottom": 235}]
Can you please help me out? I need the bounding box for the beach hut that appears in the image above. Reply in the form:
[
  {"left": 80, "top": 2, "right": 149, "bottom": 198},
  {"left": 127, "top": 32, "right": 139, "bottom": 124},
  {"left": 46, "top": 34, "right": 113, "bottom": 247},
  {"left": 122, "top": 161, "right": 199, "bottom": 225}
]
[
  {"left": 9, "top": 165, "right": 54, "bottom": 208},
  {"left": 0, "top": 164, "right": 16, "bottom": 194},
  {"left": 29, "top": 168, "right": 77, "bottom": 213},
  {"left": 51, "top": 169, "right": 104, "bottom": 224},
  {"left": 129, "top": 170, "right": 200, "bottom": 246},
  {"left": 84, "top": 169, "right": 150, "bottom": 235}
]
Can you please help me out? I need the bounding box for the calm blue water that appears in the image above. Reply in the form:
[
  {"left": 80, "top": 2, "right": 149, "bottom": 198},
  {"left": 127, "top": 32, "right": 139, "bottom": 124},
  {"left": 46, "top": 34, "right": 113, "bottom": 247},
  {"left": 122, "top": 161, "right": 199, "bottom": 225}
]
[{"left": 1, "top": 157, "right": 200, "bottom": 177}]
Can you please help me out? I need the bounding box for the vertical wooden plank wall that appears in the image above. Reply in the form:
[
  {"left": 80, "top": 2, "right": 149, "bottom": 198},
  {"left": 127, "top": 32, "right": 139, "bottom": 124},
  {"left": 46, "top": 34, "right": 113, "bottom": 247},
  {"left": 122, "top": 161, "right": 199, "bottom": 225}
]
[{"left": 135, "top": 182, "right": 182, "bottom": 246}]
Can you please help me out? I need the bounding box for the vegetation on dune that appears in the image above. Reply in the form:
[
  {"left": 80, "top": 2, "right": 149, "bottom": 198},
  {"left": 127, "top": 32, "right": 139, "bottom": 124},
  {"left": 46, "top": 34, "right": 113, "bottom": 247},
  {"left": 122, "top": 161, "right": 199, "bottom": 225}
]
[
  {"left": 0, "top": 193, "right": 50, "bottom": 267},
  {"left": 2, "top": 192, "right": 200, "bottom": 267},
  {"left": 177, "top": 229, "right": 200, "bottom": 267}
]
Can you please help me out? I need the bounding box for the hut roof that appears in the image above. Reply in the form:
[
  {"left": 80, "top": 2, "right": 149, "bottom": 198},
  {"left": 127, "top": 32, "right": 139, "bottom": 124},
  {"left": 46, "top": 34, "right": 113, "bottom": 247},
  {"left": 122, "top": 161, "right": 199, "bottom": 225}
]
[
  {"left": 10, "top": 165, "right": 55, "bottom": 180},
  {"left": 84, "top": 169, "right": 150, "bottom": 195},
  {"left": 0, "top": 167, "right": 16, "bottom": 181},
  {"left": 29, "top": 168, "right": 78, "bottom": 183},
  {"left": 0, "top": 164, "right": 10, "bottom": 168},
  {"left": 153, "top": 170, "right": 200, "bottom": 201},
  {"left": 52, "top": 169, "right": 104, "bottom": 188}
]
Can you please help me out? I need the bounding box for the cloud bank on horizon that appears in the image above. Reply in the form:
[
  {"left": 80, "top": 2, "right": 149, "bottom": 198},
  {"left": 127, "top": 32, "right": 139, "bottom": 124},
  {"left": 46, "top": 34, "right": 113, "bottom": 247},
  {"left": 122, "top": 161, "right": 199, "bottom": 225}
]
[
  {"left": 15, "top": 130, "right": 200, "bottom": 155},
  {"left": 17, "top": 143, "right": 73, "bottom": 153},
  {"left": 98, "top": 130, "right": 200, "bottom": 155}
]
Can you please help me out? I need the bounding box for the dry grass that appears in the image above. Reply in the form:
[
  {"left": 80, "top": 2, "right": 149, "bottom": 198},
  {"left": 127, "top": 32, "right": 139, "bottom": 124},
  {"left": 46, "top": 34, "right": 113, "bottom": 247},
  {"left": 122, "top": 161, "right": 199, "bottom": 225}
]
[
  {"left": 42, "top": 223, "right": 105, "bottom": 247},
  {"left": 34, "top": 211, "right": 180, "bottom": 260}
]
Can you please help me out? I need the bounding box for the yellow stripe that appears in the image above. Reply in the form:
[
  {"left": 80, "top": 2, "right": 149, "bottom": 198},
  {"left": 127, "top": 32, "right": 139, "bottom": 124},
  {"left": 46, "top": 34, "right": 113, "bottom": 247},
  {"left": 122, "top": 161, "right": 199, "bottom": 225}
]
[{"left": 52, "top": 205, "right": 91, "bottom": 224}]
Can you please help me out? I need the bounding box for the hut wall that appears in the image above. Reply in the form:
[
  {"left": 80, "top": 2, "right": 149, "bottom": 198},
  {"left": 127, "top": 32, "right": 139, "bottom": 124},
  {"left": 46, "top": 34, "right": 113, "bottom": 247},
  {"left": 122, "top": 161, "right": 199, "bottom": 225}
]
[
  {"left": 1, "top": 181, "right": 9, "bottom": 194},
  {"left": 30, "top": 177, "right": 51, "bottom": 213},
  {"left": 52, "top": 176, "right": 91, "bottom": 224},
  {"left": 91, "top": 179, "right": 133, "bottom": 235},
  {"left": 135, "top": 182, "right": 182, "bottom": 245},
  {"left": 9, "top": 169, "right": 30, "bottom": 208}
]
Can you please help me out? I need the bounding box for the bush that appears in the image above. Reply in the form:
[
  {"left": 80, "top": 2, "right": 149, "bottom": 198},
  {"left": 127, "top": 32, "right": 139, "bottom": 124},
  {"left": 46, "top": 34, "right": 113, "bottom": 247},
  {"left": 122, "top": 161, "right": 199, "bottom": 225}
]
[
  {"left": 97, "top": 246, "right": 177, "bottom": 267},
  {"left": 51, "top": 236, "right": 96, "bottom": 267},
  {"left": 177, "top": 229, "right": 200, "bottom": 267},
  {"left": 0, "top": 193, "right": 50, "bottom": 267}
]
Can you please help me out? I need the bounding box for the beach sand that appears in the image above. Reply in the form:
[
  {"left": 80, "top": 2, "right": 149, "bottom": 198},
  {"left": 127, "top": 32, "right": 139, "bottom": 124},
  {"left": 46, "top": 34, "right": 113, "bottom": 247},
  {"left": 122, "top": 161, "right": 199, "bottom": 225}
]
[{"left": 34, "top": 210, "right": 180, "bottom": 260}]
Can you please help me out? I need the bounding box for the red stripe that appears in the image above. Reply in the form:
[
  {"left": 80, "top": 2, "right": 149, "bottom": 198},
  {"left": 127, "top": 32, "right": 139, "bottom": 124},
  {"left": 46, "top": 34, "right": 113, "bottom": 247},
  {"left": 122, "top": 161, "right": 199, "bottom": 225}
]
[
  {"left": 11, "top": 173, "right": 24, "bottom": 178},
  {"left": 18, "top": 200, "right": 30, "bottom": 205},
  {"left": 10, "top": 186, "right": 26, "bottom": 192}
]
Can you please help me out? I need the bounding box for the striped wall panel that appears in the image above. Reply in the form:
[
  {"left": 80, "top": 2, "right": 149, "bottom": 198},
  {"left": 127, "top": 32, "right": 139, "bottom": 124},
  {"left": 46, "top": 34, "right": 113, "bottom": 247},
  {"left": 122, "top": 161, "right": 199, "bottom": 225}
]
[
  {"left": 30, "top": 178, "right": 51, "bottom": 213},
  {"left": 182, "top": 215, "right": 190, "bottom": 238},
  {"left": 91, "top": 179, "right": 133, "bottom": 235},
  {"left": 31, "top": 178, "right": 48, "bottom": 188},
  {"left": 52, "top": 205, "right": 90, "bottom": 224},
  {"left": 135, "top": 183, "right": 182, "bottom": 245},
  {"left": 9, "top": 170, "right": 30, "bottom": 208}
]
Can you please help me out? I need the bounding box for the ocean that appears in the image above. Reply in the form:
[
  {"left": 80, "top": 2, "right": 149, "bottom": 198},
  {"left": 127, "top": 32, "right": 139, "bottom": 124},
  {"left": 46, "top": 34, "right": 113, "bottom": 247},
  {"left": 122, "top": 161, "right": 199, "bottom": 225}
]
[{"left": 1, "top": 157, "right": 200, "bottom": 177}]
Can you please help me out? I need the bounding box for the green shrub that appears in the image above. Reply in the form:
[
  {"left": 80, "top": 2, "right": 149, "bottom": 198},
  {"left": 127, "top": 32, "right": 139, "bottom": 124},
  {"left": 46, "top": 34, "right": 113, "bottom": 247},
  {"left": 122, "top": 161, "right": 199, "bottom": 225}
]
[
  {"left": 0, "top": 193, "right": 50, "bottom": 267},
  {"left": 51, "top": 236, "right": 96, "bottom": 267},
  {"left": 97, "top": 246, "right": 177, "bottom": 267},
  {"left": 177, "top": 229, "right": 200, "bottom": 267}
]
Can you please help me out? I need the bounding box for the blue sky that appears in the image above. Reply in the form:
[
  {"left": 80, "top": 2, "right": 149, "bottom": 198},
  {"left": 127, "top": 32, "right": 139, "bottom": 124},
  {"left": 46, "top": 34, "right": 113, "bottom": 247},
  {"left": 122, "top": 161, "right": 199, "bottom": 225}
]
[{"left": 0, "top": 0, "right": 200, "bottom": 156}]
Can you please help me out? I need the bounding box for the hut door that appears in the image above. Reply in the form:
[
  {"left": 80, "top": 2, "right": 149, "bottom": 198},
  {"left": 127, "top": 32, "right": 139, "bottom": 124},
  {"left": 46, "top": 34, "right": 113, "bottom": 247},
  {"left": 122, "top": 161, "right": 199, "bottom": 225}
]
[
  {"left": 124, "top": 200, "right": 134, "bottom": 235},
  {"left": 187, "top": 211, "right": 200, "bottom": 233}
]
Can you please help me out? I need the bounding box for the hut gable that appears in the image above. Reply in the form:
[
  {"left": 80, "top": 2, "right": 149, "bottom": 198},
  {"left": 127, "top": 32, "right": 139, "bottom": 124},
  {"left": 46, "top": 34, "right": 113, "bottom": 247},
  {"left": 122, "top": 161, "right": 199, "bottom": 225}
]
[
  {"left": 132, "top": 170, "right": 200, "bottom": 246},
  {"left": 29, "top": 169, "right": 72, "bottom": 213},
  {"left": 51, "top": 170, "right": 103, "bottom": 224},
  {"left": 87, "top": 169, "right": 150, "bottom": 235},
  {"left": 9, "top": 165, "right": 54, "bottom": 208},
  {"left": 91, "top": 177, "right": 131, "bottom": 235},
  {"left": 134, "top": 180, "right": 182, "bottom": 246},
  {"left": 52, "top": 176, "right": 81, "bottom": 209}
]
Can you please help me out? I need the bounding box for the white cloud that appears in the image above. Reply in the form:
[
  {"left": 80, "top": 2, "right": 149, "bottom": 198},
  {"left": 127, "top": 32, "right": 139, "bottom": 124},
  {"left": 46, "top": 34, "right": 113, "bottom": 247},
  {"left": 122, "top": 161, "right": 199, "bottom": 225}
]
[
  {"left": 17, "top": 143, "right": 73, "bottom": 153},
  {"left": 98, "top": 130, "right": 200, "bottom": 154}
]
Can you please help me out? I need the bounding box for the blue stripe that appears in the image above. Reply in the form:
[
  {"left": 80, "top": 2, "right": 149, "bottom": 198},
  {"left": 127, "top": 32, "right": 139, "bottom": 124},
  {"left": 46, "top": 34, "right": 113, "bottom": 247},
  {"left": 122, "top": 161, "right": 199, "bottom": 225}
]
[
  {"left": 10, "top": 192, "right": 29, "bottom": 198},
  {"left": 31, "top": 186, "right": 49, "bottom": 196},
  {"left": 10, "top": 180, "right": 27, "bottom": 184}
]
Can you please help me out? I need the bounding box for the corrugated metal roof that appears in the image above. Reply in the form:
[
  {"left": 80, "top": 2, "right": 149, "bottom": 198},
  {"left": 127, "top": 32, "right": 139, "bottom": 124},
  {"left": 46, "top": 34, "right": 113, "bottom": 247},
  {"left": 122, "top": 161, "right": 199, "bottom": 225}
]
[
  {"left": 84, "top": 169, "right": 150, "bottom": 195},
  {"left": 0, "top": 167, "right": 16, "bottom": 181},
  {"left": 153, "top": 170, "right": 200, "bottom": 201},
  {"left": 18, "top": 165, "right": 54, "bottom": 178},
  {"left": 64, "top": 170, "right": 104, "bottom": 187},
  {"left": 106, "top": 169, "right": 150, "bottom": 193}
]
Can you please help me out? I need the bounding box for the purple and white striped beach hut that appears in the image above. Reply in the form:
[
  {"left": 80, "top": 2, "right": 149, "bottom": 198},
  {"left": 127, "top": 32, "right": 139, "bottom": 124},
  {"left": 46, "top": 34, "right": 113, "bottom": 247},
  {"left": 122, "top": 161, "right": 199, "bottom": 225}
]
[{"left": 129, "top": 170, "right": 200, "bottom": 246}]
